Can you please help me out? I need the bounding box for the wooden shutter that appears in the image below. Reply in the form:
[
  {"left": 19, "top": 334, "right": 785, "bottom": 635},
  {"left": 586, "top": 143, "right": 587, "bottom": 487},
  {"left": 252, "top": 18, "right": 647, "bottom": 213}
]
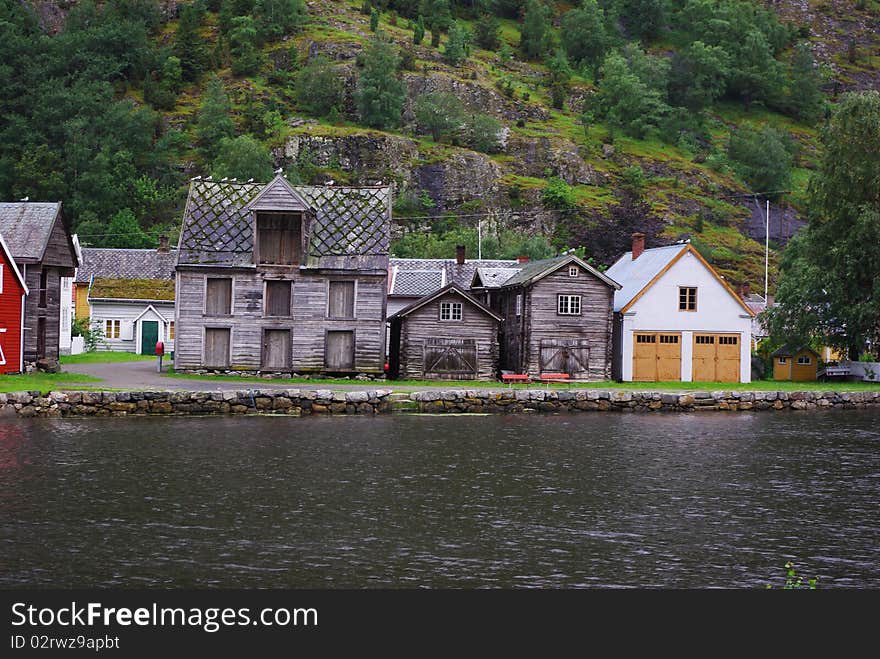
[
  {"left": 328, "top": 281, "right": 355, "bottom": 318},
  {"left": 265, "top": 280, "right": 292, "bottom": 316},
  {"left": 204, "top": 328, "right": 230, "bottom": 367},
  {"left": 258, "top": 214, "right": 301, "bottom": 265},
  {"left": 262, "top": 329, "right": 290, "bottom": 369},
  {"left": 325, "top": 331, "right": 354, "bottom": 370},
  {"left": 205, "top": 278, "right": 232, "bottom": 315}
]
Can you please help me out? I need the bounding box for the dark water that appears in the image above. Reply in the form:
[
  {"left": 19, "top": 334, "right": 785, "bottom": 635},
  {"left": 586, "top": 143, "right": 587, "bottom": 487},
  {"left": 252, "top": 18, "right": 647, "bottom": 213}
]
[{"left": 1, "top": 411, "right": 879, "bottom": 589}]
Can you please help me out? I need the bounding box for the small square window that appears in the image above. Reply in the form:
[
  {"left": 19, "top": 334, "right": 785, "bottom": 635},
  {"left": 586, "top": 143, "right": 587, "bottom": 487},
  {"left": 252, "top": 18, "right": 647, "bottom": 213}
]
[
  {"left": 568, "top": 266, "right": 578, "bottom": 277},
  {"left": 557, "top": 295, "right": 581, "bottom": 315},
  {"left": 797, "top": 355, "right": 811, "bottom": 365},
  {"left": 778, "top": 357, "right": 787, "bottom": 364},
  {"left": 104, "top": 319, "right": 121, "bottom": 339},
  {"left": 679, "top": 287, "right": 697, "bottom": 311},
  {"left": 440, "top": 301, "right": 462, "bottom": 321}
]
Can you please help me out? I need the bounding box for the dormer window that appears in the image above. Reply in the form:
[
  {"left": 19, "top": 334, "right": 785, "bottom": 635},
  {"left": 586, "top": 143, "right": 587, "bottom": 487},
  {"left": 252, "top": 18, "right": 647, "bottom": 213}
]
[
  {"left": 569, "top": 266, "right": 578, "bottom": 277},
  {"left": 257, "top": 212, "right": 302, "bottom": 265}
]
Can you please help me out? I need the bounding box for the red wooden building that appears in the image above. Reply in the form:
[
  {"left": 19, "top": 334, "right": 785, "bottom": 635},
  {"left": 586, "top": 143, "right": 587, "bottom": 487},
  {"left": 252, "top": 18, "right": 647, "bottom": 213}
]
[{"left": 0, "top": 232, "right": 28, "bottom": 373}]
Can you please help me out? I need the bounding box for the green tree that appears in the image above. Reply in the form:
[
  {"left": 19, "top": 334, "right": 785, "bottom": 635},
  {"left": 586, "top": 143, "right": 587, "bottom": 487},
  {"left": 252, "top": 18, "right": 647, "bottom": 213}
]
[
  {"left": 519, "top": 0, "right": 551, "bottom": 60},
  {"left": 546, "top": 50, "right": 572, "bottom": 110},
  {"left": 414, "top": 92, "right": 465, "bottom": 141},
  {"left": 413, "top": 15, "right": 425, "bottom": 45},
  {"left": 295, "top": 56, "right": 345, "bottom": 116},
  {"left": 144, "top": 55, "right": 183, "bottom": 110},
  {"left": 786, "top": 43, "right": 825, "bottom": 122},
  {"left": 197, "top": 76, "right": 236, "bottom": 159},
  {"left": 598, "top": 52, "right": 668, "bottom": 139},
  {"left": 620, "top": 0, "right": 666, "bottom": 42},
  {"left": 767, "top": 92, "right": 880, "bottom": 358},
  {"left": 173, "top": 2, "right": 208, "bottom": 81},
  {"left": 212, "top": 135, "right": 275, "bottom": 181},
  {"left": 370, "top": 7, "right": 380, "bottom": 32},
  {"left": 668, "top": 41, "right": 730, "bottom": 112},
  {"left": 420, "top": 0, "right": 451, "bottom": 47},
  {"left": 542, "top": 177, "right": 577, "bottom": 210},
  {"left": 466, "top": 113, "right": 503, "bottom": 153},
  {"left": 560, "top": 0, "right": 607, "bottom": 77},
  {"left": 229, "top": 16, "right": 263, "bottom": 76},
  {"left": 474, "top": 13, "right": 500, "bottom": 51},
  {"left": 727, "top": 125, "right": 793, "bottom": 196},
  {"left": 729, "top": 29, "right": 785, "bottom": 108},
  {"left": 443, "top": 21, "right": 471, "bottom": 66},
  {"left": 105, "top": 208, "right": 152, "bottom": 248},
  {"left": 356, "top": 37, "right": 406, "bottom": 129},
  {"left": 254, "top": 0, "right": 307, "bottom": 43}
]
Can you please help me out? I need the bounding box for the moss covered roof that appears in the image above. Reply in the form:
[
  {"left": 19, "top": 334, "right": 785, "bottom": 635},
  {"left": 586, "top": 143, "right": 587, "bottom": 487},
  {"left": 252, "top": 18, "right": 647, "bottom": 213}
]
[{"left": 89, "top": 277, "right": 175, "bottom": 301}]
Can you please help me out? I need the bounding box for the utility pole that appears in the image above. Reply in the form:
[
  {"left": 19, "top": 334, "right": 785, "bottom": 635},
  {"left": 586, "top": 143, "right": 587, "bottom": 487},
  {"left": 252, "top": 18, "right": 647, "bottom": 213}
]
[
  {"left": 764, "top": 199, "right": 770, "bottom": 302},
  {"left": 477, "top": 217, "right": 482, "bottom": 260}
]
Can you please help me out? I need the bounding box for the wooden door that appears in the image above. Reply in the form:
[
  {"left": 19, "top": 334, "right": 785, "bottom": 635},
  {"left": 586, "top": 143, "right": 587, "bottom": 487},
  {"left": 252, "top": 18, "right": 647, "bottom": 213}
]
[
  {"left": 424, "top": 338, "right": 477, "bottom": 379},
  {"left": 204, "top": 328, "right": 230, "bottom": 368},
  {"left": 539, "top": 339, "right": 590, "bottom": 377},
  {"left": 325, "top": 331, "right": 354, "bottom": 370},
  {"left": 632, "top": 333, "right": 657, "bottom": 381},
  {"left": 37, "top": 317, "right": 46, "bottom": 359},
  {"left": 140, "top": 321, "right": 158, "bottom": 355},
  {"left": 262, "top": 329, "right": 290, "bottom": 370},
  {"left": 656, "top": 334, "right": 681, "bottom": 381},
  {"left": 715, "top": 335, "right": 740, "bottom": 383},
  {"left": 692, "top": 334, "right": 716, "bottom": 381}
]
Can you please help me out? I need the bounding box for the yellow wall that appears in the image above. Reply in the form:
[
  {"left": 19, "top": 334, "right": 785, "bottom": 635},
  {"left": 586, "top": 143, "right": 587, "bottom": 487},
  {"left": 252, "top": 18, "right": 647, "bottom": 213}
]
[
  {"left": 75, "top": 285, "right": 90, "bottom": 321},
  {"left": 773, "top": 358, "right": 791, "bottom": 381},
  {"left": 774, "top": 351, "right": 817, "bottom": 381}
]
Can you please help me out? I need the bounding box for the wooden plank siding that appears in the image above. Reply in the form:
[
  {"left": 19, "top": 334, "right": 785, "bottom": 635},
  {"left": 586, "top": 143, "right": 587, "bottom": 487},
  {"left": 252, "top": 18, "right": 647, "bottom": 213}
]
[
  {"left": 175, "top": 268, "right": 386, "bottom": 373},
  {"left": 22, "top": 265, "right": 62, "bottom": 361},
  {"left": 395, "top": 292, "right": 500, "bottom": 381},
  {"left": 498, "top": 268, "right": 614, "bottom": 380}
]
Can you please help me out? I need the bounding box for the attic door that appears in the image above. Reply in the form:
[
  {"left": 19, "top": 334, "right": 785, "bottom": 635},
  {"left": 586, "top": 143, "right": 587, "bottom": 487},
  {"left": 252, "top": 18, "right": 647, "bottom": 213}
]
[
  {"left": 257, "top": 213, "right": 302, "bottom": 265},
  {"left": 424, "top": 338, "right": 477, "bottom": 379},
  {"left": 539, "top": 339, "right": 590, "bottom": 377}
]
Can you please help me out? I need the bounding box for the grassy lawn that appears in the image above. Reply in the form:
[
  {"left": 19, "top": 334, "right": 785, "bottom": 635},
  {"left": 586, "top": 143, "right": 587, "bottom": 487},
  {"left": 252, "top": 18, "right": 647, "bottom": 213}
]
[
  {"left": 0, "top": 372, "right": 102, "bottom": 394},
  {"left": 60, "top": 352, "right": 155, "bottom": 364},
  {"left": 162, "top": 372, "right": 880, "bottom": 392}
]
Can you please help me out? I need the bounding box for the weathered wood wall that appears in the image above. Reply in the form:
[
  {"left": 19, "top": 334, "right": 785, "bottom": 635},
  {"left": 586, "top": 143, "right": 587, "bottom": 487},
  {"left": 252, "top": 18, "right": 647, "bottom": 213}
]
[
  {"left": 397, "top": 292, "right": 499, "bottom": 381},
  {"left": 22, "top": 265, "right": 61, "bottom": 362},
  {"left": 175, "top": 268, "right": 387, "bottom": 373}
]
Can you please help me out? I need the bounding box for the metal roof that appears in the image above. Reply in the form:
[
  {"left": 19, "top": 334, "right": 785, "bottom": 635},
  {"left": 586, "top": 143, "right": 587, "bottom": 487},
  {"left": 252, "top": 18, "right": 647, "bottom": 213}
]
[
  {"left": 604, "top": 244, "right": 688, "bottom": 312},
  {"left": 500, "top": 254, "right": 620, "bottom": 290},
  {"left": 388, "top": 283, "right": 503, "bottom": 322},
  {"left": 472, "top": 267, "right": 522, "bottom": 289},
  {"left": 388, "top": 257, "right": 521, "bottom": 297}
]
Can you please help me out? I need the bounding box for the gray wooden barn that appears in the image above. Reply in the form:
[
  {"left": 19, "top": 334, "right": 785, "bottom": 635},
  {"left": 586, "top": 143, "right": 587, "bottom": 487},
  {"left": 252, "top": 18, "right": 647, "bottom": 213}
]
[
  {"left": 472, "top": 254, "right": 621, "bottom": 380},
  {"left": 0, "top": 202, "right": 78, "bottom": 363},
  {"left": 174, "top": 175, "right": 390, "bottom": 374},
  {"left": 387, "top": 283, "right": 502, "bottom": 381}
]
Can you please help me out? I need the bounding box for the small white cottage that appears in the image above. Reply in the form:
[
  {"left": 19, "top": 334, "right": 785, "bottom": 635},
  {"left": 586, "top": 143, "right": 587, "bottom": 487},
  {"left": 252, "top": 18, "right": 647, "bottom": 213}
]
[{"left": 605, "top": 234, "right": 755, "bottom": 383}]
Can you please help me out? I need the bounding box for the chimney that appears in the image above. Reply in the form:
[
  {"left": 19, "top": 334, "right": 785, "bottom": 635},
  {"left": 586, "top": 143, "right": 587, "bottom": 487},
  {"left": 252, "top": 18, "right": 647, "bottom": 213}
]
[
  {"left": 740, "top": 282, "right": 751, "bottom": 298},
  {"left": 631, "top": 233, "right": 645, "bottom": 260},
  {"left": 455, "top": 245, "right": 466, "bottom": 266},
  {"left": 517, "top": 255, "right": 530, "bottom": 264},
  {"left": 157, "top": 235, "right": 170, "bottom": 253}
]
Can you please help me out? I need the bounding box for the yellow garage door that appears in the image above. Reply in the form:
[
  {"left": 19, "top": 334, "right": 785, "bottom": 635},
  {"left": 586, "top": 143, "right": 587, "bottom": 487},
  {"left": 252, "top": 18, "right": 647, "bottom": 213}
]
[
  {"left": 692, "top": 334, "right": 740, "bottom": 383},
  {"left": 633, "top": 333, "right": 681, "bottom": 382}
]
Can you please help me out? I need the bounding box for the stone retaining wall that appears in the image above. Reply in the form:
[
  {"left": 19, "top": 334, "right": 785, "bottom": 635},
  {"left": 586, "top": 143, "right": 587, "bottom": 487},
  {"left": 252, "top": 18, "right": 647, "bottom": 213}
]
[
  {"left": 408, "top": 389, "right": 880, "bottom": 413},
  {"left": 1, "top": 389, "right": 879, "bottom": 418},
  {"left": 0, "top": 390, "right": 393, "bottom": 418}
]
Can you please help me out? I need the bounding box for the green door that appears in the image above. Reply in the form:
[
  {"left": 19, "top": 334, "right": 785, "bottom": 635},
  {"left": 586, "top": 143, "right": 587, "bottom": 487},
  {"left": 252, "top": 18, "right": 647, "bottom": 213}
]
[{"left": 140, "top": 321, "right": 159, "bottom": 355}]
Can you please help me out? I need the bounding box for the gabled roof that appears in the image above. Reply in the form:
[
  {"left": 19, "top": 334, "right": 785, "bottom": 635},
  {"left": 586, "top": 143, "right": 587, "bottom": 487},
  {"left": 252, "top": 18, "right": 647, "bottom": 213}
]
[
  {"left": 472, "top": 267, "right": 522, "bottom": 289},
  {"left": 77, "top": 248, "right": 177, "bottom": 283},
  {"left": 177, "top": 176, "right": 391, "bottom": 269},
  {"left": 89, "top": 277, "right": 175, "bottom": 301},
  {"left": 606, "top": 243, "right": 755, "bottom": 316},
  {"left": 132, "top": 304, "right": 170, "bottom": 323},
  {"left": 388, "top": 257, "right": 521, "bottom": 296},
  {"left": 772, "top": 344, "right": 819, "bottom": 358},
  {"left": 0, "top": 202, "right": 63, "bottom": 262},
  {"left": 500, "top": 254, "right": 621, "bottom": 290},
  {"left": 0, "top": 232, "right": 28, "bottom": 294},
  {"left": 388, "top": 283, "right": 503, "bottom": 322}
]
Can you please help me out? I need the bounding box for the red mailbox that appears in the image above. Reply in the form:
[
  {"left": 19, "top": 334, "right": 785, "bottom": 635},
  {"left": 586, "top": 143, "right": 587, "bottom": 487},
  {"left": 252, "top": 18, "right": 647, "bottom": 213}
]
[{"left": 155, "top": 341, "right": 165, "bottom": 356}]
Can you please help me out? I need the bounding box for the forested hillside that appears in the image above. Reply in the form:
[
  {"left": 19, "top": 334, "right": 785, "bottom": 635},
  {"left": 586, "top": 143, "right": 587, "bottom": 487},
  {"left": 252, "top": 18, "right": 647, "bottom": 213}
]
[{"left": 2, "top": 0, "right": 876, "bottom": 288}]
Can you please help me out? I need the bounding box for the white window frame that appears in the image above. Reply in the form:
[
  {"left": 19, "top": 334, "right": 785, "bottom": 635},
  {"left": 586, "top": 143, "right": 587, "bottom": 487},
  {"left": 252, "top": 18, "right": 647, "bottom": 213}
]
[
  {"left": 778, "top": 357, "right": 787, "bottom": 364},
  {"left": 557, "top": 294, "right": 582, "bottom": 316},
  {"left": 797, "top": 355, "right": 811, "bottom": 365},
  {"left": 0, "top": 327, "right": 6, "bottom": 365},
  {"left": 568, "top": 266, "right": 579, "bottom": 277},
  {"left": 440, "top": 301, "right": 463, "bottom": 321},
  {"left": 0, "top": 263, "right": 4, "bottom": 294},
  {"left": 515, "top": 294, "right": 522, "bottom": 317},
  {"left": 104, "top": 319, "right": 121, "bottom": 339}
]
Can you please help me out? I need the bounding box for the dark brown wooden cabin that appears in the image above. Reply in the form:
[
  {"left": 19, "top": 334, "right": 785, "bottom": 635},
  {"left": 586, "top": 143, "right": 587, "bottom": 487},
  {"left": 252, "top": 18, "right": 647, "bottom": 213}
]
[
  {"left": 0, "top": 202, "right": 78, "bottom": 362},
  {"left": 388, "top": 284, "right": 502, "bottom": 381},
  {"left": 174, "top": 175, "right": 391, "bottom": 374},
  {"left": 473, "top": 255, "right": 621, "bottom": 380}
]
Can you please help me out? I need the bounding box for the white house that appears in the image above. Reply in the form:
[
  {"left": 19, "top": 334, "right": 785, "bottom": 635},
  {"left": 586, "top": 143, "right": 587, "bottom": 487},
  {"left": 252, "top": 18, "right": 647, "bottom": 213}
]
[
  {"left": 606, "top": 234, "right": 755, "bottom": 383},
  {"left": 59, "top": 234, "right": 83, "bottom": 355}
]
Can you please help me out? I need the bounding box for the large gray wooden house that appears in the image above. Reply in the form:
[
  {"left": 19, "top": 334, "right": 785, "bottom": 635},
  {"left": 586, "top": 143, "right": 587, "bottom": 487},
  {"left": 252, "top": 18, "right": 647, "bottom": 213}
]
[
  {"left": 0, "top": 202, "right": 78, "bottom": 363},
  {"left": 174, "top": 175, "right": 391, "bottom": 374},
  {"left": 388, "top": 283, "right": 502, "bottom": 381},
  {"left": 472, "top": 254, "right": 620, "bottom": 380}
]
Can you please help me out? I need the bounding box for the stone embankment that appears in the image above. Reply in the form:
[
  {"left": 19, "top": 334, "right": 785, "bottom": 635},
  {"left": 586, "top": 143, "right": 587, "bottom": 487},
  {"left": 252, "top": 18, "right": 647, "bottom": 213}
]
[{"left": 1, "top": 389, "right": 879, "bottom": 418}]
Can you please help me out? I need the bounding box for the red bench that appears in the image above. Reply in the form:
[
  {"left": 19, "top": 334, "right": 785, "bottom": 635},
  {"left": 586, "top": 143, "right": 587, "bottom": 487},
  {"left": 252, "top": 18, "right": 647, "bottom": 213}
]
[
  {"left": 538, "top": 372, "right": 571, "bottom": 385},
  {"left": 501, "top": 373, "right": 531, "bottom": 386}
]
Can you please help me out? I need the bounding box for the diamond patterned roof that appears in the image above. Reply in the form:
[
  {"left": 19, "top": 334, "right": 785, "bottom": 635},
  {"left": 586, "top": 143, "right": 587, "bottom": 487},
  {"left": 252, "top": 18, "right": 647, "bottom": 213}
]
[
  {"left": 391, "top": 269, "right": 445, "bottom": 296},
  {"left": 177, "top": 177, "right": 391, "bottom": 269}
]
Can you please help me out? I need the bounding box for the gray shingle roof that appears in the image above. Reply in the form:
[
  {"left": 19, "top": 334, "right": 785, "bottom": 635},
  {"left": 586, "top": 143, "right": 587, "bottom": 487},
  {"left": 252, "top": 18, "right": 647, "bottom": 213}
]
[
  {"left": 0, "top": 202, "right": 62, "bottom": 261},
  {"left": 391, "top": 269, "right": 445, "bottom": 296},
  {"left": 500, "top": 254, "right": 620, "bottom": 290},
  {"left": 388, "top": 283, "right": 503, "bottom": 322},
  {"left": 473, "top": 267, "right": 523, "bottom": 289},
  {"left": 77, "top": 248, "right": 178, "bottom": 283},
  {"left": 177, "top": 177, "right": 391, "bottom": 269},
  {"left": 389, "top": 257, "right": 521, "bottom": 296}
]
